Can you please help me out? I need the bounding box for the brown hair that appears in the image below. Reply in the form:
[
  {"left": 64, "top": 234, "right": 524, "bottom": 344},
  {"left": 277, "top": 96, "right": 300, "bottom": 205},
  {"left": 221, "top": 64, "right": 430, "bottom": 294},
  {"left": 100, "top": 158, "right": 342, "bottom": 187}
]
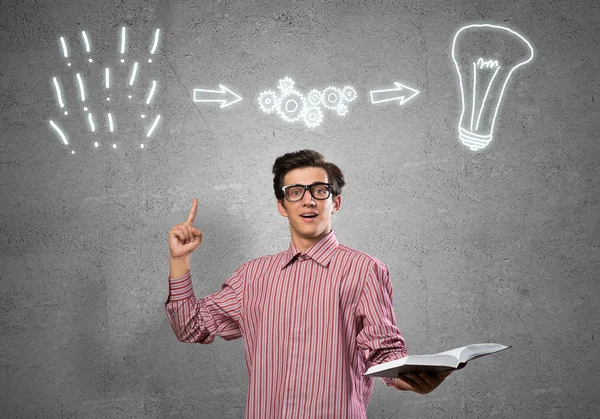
[{"left": 272, "top": 149, "right": 345, "bottom": 201}]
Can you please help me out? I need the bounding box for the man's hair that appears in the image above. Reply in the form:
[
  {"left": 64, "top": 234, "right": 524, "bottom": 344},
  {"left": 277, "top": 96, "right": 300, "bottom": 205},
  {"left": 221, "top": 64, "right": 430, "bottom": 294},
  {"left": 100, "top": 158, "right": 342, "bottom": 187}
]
[{"left": 272, "top": 149, "right": 345, "bottom": 201}]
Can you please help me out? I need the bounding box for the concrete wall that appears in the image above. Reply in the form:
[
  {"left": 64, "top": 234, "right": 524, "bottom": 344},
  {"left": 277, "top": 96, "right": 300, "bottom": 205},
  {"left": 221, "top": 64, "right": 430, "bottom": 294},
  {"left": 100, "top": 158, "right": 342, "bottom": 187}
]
[{"left": 1, "top": 0, "right": 598, "bottom": 417}]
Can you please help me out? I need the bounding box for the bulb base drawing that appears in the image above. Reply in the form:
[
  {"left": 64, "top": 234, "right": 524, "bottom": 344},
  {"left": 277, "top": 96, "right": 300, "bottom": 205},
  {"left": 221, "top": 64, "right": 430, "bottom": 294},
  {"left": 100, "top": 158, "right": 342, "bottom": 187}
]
[{"left": 459, "top": 128, "right": 492, "bottom": 151}]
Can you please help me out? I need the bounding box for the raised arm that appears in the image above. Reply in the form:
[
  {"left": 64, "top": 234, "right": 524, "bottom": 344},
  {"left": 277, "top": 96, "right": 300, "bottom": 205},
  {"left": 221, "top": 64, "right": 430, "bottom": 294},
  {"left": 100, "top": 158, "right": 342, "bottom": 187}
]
[{"left": 165, "top": 198, "right": 243, "bottom": 344}]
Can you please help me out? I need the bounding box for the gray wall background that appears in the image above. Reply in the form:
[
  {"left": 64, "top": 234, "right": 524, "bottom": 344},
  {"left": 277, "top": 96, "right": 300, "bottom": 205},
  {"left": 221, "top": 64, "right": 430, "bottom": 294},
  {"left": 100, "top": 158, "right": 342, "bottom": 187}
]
[{"left": 1, "top": 0, "right": 598, "bottom": 417}]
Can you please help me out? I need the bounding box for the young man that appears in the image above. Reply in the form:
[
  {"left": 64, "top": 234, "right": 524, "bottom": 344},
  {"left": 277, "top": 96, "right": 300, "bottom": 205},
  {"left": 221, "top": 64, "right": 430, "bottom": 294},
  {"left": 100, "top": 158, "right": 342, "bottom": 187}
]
[{"left": 166, "top": 150, "right": 450, "bottom": 418}]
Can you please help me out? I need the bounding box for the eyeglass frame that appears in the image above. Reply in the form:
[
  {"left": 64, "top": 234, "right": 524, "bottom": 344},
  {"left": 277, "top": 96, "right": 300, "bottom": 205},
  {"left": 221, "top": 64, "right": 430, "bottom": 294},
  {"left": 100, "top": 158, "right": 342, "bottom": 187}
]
[{"left": 281, "top": 182, "right": 334, "bottom": 202}]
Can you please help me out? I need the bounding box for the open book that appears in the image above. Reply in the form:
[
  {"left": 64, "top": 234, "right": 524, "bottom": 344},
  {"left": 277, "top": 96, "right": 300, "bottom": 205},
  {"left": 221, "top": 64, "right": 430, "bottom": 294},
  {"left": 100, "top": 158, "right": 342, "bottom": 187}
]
[{"left": 364, "top": 343, "right": 510, "bottom": 378}]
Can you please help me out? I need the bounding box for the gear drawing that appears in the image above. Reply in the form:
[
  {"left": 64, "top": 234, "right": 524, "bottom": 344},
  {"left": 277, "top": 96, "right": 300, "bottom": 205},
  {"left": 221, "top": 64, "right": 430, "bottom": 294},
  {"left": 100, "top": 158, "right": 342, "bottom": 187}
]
[
  {"left": 307, "top": 89, "right": 323, "bottom": 107},
  {"left": 321, "top": 87, "right": 344, "bottom": 110},
  {"left": 336, "top": 103, "right": 349, "bottom": 116},
  {"left": 258, "top": 91, "right": 279, "bottom": 114},
  {"left": 342, "top": 86, "right": 358, "bottom": 102},
  {"left": 303, "top": 107, "right": 324, "bottom": 128},
  {"left": 277, "top": 77, "right": 295, "bottom": 95},
  {"left": 277, "top": 90, "right": 306, "bottom": 123}
]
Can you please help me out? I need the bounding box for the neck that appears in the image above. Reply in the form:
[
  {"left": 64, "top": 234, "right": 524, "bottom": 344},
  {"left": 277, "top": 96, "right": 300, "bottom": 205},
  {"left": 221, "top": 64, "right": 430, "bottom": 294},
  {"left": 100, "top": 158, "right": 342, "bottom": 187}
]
[{"left": 291, "top": 229, "right": 331, "bottom": 253}]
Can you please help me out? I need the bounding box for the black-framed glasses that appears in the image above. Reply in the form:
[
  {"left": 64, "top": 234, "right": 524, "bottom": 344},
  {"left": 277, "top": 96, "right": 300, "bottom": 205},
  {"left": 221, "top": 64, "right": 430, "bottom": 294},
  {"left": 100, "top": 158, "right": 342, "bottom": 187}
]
[{"left": 281, "top": 182, "right": 333, "bottom": 202}]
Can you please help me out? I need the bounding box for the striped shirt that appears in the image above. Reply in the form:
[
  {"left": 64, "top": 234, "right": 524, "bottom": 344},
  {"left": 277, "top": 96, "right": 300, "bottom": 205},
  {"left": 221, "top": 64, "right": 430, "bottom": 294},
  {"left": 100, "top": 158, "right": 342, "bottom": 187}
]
[{"left": 165, "top": 230, "right": 408, "bottom": 418}]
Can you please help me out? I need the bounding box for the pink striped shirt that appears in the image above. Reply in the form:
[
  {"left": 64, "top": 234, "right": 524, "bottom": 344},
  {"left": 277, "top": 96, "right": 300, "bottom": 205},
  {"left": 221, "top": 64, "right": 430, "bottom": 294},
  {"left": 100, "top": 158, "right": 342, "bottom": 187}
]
[{"left": 165, "top": 230, "right": 408, "bottom": 418}]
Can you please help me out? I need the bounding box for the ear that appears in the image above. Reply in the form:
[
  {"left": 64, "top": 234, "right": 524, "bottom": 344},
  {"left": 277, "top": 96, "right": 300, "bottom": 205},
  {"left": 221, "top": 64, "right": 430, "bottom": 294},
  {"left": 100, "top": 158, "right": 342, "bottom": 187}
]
[
  {"left": 332, "top": 195, "right": 342, "bottom": 213},
  {"left": 277, "top": 199, "right": 289, "bottom": 218}
]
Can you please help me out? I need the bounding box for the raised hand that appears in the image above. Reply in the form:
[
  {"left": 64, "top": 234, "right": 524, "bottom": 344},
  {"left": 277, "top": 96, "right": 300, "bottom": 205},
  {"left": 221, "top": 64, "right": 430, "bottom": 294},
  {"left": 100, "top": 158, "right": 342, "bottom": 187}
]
[{"left": 169, "top": 198, "right": 203, "bottom": 260}]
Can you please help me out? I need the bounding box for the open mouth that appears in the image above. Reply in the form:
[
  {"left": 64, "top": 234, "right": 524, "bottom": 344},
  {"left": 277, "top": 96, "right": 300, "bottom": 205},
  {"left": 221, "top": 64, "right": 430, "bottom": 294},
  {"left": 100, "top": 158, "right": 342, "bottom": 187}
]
[{"left": 300, "top": 214, "right": 318, "bottom": 219}]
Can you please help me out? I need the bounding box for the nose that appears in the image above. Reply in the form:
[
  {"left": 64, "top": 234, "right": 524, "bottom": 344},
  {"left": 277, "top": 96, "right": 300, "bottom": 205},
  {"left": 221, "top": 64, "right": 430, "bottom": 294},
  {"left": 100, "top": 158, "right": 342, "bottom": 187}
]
[{"left": 302, "top": 188, "right": 316, "bottom": 205}]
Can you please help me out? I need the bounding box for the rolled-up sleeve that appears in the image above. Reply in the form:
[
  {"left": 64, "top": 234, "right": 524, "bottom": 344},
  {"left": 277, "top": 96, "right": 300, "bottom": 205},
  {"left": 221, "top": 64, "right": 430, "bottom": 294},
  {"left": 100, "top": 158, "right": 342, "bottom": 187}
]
[
  {"left": 164, "top": 265, "right": 245, "bottom": 344},
  {"left": 355, "top": 261, "right": 408, "bottom": 388}
]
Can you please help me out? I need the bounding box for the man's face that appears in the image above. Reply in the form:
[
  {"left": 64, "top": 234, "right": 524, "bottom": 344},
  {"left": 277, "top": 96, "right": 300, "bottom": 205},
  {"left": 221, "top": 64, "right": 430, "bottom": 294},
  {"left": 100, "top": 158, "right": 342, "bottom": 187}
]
[{"left": 277, "top": 166, "right": 341, "bottom": 247}]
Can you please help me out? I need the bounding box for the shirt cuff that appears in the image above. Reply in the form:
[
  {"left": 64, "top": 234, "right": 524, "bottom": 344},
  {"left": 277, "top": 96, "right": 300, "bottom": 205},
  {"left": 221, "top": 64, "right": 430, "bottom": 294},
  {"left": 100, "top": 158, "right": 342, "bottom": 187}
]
[
  {"left": 167, "top": 271, "right": 194, "bottom": 302},
  {"left": 375, "top": 350, "right": 409, "bottom": 390}
]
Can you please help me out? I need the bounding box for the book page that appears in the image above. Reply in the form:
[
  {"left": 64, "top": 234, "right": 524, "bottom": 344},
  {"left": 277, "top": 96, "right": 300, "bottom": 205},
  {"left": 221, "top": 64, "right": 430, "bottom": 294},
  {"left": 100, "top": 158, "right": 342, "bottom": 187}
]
[{"left": 457, "top": 343, "right": 510, "bottom": 363}]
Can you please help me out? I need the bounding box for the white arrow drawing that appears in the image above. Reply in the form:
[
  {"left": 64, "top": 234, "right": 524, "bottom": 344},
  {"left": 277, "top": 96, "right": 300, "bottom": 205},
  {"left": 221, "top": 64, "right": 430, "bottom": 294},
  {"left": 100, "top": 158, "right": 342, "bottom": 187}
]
[
  {"left": 193, "top": 85, "right": 242, "bottom": 108},
  {"left": 369, "top": 82, "right": 420, "bottom": 105}
]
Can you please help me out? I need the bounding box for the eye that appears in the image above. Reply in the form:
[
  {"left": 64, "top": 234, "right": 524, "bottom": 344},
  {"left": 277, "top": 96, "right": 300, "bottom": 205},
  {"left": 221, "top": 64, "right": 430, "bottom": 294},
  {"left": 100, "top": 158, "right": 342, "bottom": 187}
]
[
  {"left": 288, "top": 188, "right": 303, "bottom": 197},
  {"left": 312, "top": 185, "right": 329, "bottom": 196}
]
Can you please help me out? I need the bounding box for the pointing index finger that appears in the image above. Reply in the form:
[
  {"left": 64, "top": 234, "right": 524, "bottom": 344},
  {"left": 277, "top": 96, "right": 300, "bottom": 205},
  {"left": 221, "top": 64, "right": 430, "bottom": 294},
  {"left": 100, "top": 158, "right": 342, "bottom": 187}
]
[{"left": 187, "top": 198, "right": 198, "bottom": 223}]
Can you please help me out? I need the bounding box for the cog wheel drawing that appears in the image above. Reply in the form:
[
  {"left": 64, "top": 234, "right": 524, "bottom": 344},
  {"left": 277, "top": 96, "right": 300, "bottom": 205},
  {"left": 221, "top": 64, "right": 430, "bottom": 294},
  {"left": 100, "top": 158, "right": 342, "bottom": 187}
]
[
  {"left": 321, "top": 87, "right": 344, "bottom": 110},
  {"left": 336, "top": 103, "right": 349, "bottom": 116},
  {"left": 307, "top": 89, "right": 323, "bottom": 106},
  {"left": 277, "top": 77, "right": 295, "bottom": 95},
  {"left": 277, "top": 90, "right": 307, "bottom": 123},
  {"left": 303, "top": 107, "right": 324, "bottom": 128},
  {"left": 342, "top": 86, "right": 357, "bottom": 102},
  {"left": 259, "top": 78, "right": 358, "bottom": 128},
  {"left": 258, "top": 90, "right": 279, "bottom": 114}
]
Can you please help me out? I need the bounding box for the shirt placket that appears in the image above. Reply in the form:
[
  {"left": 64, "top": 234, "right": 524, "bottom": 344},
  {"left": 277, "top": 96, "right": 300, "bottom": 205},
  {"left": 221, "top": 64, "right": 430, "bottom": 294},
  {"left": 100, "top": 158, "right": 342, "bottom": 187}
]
[{"left": 282, "top": 254, "right": 308, "bottom": 418}]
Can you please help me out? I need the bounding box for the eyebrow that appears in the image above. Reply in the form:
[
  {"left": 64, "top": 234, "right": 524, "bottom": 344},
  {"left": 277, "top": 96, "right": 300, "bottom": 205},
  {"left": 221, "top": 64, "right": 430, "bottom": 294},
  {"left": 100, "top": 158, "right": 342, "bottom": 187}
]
[{"left": 285, "top": 182, "right": 329, "bottom": 186}]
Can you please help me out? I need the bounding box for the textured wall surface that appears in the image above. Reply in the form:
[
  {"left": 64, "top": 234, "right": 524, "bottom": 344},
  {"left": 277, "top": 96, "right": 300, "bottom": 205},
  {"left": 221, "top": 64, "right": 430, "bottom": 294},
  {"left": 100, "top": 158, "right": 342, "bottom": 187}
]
[{"left": 1, "top": 0, "right": 599, "bottom": 417}]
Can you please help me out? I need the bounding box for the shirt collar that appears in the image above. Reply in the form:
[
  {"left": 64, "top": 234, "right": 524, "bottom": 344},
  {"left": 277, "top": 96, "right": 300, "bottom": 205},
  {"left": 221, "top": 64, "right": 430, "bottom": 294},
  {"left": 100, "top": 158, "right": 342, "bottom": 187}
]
[{"left": 282, "top": 230, "right": 339, "bottom": 269}]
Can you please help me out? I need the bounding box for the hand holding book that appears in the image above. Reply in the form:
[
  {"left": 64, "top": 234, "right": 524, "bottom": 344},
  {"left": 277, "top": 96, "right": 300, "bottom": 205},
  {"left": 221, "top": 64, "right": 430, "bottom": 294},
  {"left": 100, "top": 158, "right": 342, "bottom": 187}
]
[
  {"left": 365, "top": 343, "right": 510, "bottom": 378},
  {"left": 391, "top": 371, "right": 453, "bottom": 394}
]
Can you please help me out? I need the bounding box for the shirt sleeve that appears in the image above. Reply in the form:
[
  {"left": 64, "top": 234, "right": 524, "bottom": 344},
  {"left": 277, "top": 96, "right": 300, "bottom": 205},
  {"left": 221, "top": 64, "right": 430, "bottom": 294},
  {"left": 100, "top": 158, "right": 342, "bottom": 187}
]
[
  {"left": 164, "top": 265, "right": 245, "bottom": 344},
  {"left": 355, "top": 261, "right": 408, "bottom": 389}
]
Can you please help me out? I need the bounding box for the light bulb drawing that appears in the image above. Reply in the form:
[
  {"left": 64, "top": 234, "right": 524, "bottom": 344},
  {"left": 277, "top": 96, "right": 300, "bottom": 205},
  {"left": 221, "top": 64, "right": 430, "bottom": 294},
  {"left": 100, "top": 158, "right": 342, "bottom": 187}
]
[
  {"left": 48, "top": 27, "right": 163, "bottom": 153},
  {"left": 258, "top": 77, "right": 357, "bottom": 128},
  {"left": 451, "top": 24, "right": 534, "bottom": 151}
]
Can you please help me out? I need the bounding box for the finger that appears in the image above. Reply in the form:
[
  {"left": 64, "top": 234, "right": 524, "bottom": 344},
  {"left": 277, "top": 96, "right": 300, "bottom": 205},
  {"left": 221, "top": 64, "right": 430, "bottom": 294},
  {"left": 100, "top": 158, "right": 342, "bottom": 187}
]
[
  {"left": 420, "top": 373, "right": 444, "bottom": 391},
  {"left": 184, "top": 225, "right": 194, "bottom": 242},
  {"left": 391, "top": 377, "right": 412, "bottom": 391},
  {"left": 174, "top": 228, "right": 186, "bottom": 242},
  {"left": 191, "top": 227, "right": 202, "bottom": 240},
  {"left": 397, "top": 375, "right": 418, "bottom": 389},
  {"left": 409, "top": 373, "right": 431, "bottom": 390},
  {"left": 187, "top": 198, "right": 198, "bottom": 223}
]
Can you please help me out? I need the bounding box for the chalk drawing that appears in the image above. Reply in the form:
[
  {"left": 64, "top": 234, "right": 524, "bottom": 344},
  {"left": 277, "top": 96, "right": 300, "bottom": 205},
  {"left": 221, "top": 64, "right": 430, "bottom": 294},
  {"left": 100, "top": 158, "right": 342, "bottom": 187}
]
[
  {"left": 49, "top": 27, "right": 163, "bottom": 152},
  {"left": 258, "top": 77, "right": 357, "bottom": 128},
  {"left": 452, "top": 24, "right": 534, "bottom": 151}
]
